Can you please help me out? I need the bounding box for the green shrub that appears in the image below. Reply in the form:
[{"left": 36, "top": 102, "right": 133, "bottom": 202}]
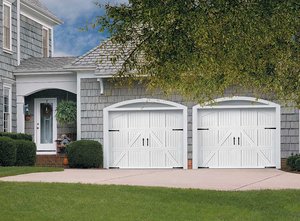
[
  {"left": 0, "top": 137, "right": 17, "bottom": 166},
  {"left": 15, "top": 140, "right": 36, "bottom": 166},
  {"left": 67, "top": 140, "right": 103, "bottom": 168},
  {"left": 295, "top": 158, "right": 300, "bottom": 171},
  {"left": 0, "top": 132, "right": 32, "bottom": 141},
  {"left": 287, "top": 154, "right": 300, "bottom": 170}
]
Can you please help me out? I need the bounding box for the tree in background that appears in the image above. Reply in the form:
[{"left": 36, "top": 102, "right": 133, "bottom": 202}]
[{"left": 89, "top": 0, "right": 300, "bottom": 105}]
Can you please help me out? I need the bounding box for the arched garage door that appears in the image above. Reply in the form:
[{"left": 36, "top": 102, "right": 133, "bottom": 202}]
[
  {"left": 193, "top": 97, "right": 281, "bottom": 169},
  {"left": 103, "top": 99, "right": 188, "bottom": 169}
]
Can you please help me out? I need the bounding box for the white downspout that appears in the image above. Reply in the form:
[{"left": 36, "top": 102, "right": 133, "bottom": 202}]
[{"left": 17, "top": 0, "right": 20, "bottom": 65}]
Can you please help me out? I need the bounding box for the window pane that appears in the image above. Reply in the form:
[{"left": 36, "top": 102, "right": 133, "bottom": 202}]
[
  {"left": 40, "top": 103, "right": 53, "bottom": 144},
  {"left": 42, "top": 29, "right": 48, "bottom": 57},
  {"left": 3, "top": 5, "right": 11, "bottom": 49}
]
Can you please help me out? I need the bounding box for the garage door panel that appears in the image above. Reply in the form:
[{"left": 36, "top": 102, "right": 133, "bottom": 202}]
[
  {"left": 149, "top": 111, "right": 165, "bottom": 128},
  {"left": 166, "top": 131, "right": 183, "bottom": 148},
  {"left": 199, "top": 150, "right": 218, "bottom": 167},
  {"left": 240, "top": 129, "right": 257, "bottom": 147},
  {"left": 242, "top": 149, "right": 258, "bottom": 167},
  {"left": 166, "top": 111, "right": 183, "bottom": 128},
  {"left": 128, "top": 112, "right": 148, "bottom": 128},
  {"left": 197, "top": 107, "right": 277, "bottom": 168},
  {"left": 219, "top": 110, "right": 239, "bottom": 126},
  {"left": 128, "top": 131, "right": 144, "bottom": 148},
  {"left": 109, "top": 113, "right": 127, "bottom": 129},
  {"left": 198, "top": 110, "right": 219, "bottom": 127},
  {"left": 111, "top": 150, "right": 128, "bottom": 168},
  {"left": 198, "top": 130, "right": 218, "bottom": 146},
  {"left": 219, "top": 149, "right": 241, "bottom": 167},
  {"left": 257, "top": 109, "right": 275, "bottom": 127},
  {"left": 257, "top": 129, "right": 274, "bottom": 147},
  {"left": 128, "top": 150, "right": 150, "bottom": 168},
  {"left": 109, "top": 109, "right": 184, "bottom": 168},
  {"left": 240, "top": 110, "right": 258, "bottom": 127}
]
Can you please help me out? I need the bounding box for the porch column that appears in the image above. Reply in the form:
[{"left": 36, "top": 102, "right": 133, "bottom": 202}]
[{"left": 16, "top": 95, "right": 25, "bottom": 133}]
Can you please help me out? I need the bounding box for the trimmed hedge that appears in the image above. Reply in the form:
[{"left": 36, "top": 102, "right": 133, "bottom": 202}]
[
  {"left": 15, "top": 140, "right": 36, "bottom": 166},
  {"left": 0, "top": 137, "right": 17, "bottom": 166},
  {"left": 0, "top": 132, "right": 32, "bottom": 141},
  {"left": 287, "top": 154, "right": 300, "bottom": 171},
  {"left": 67, "top": 140, "right": 103, "bottom": 168},
  {"left": 295, "top": 158, "right": 300, "bottom": 171}
]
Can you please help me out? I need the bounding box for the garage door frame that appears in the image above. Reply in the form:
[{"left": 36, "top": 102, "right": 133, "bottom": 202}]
[
  {"left": 103, "top": 98, "right": 188, "bottom": 169},
  {"left": 192, "top": 96, "right": 281, "bottom": 169}
]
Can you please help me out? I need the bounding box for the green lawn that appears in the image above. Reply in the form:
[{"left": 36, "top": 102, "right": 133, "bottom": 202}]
[
  {"left": 0, "top": 167, "right": 63, "bottom": 178},
  {"left": 0, "top": 182, "right": 299, "bottom": 221}
]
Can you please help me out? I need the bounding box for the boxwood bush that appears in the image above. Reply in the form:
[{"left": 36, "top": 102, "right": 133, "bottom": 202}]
[
  {"left": 0, "top": 137, "right": 17, "bottom": 166},
  {"left": 67, "top": 140, "right": 103, "bottom": 168},
  {"left": 0, "top": 132, "right": 32, "bottom": 141},
  {"left": 295, "top": 158, "right": 300, "bottom": 171},
  {"left": 287, "top": 154, "right": 300, "bottom": 171},
  {"left": 15, "top": 140, "right": 36, "bottom": 166}
]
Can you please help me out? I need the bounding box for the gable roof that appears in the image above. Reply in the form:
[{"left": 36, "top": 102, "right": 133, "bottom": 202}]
[
  {"left": 21, "top": 0, "right": 62, "bottom": 24},
  {"left": 15, "top": 57, "right": 76, "bottom": 73},
  {"left": 70, "top": 39, "right": 134, "bottom": 76}
]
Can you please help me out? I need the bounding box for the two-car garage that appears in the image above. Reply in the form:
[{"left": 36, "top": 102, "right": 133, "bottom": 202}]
[{"left": 103, "top": 97, "right": 281, "bottom": 169}]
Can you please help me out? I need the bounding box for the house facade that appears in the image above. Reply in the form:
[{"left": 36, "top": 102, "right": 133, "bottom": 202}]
[
  {"left": 0, "top": 0, "right": 60, "bottom": 133},
  {"left": 5, "top": 0, "right": 299, "bottom": 169}
]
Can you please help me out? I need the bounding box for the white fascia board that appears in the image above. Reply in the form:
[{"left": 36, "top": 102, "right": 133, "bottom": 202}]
[
  {"left": 64, "top": 65, "right": 97, "bottom": 71},
  {"left": 14, "top": 71, "right": 75, "bottom": 76},
  {"left": 20, "top": 2, "right": 61, "bottom": 27}
]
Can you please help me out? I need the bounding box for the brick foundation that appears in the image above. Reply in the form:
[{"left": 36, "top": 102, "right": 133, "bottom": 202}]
[{"left": 36, "top": 155, "right": 65, "bottom": 167}]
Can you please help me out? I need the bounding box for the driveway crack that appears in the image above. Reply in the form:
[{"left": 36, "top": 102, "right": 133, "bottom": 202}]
[{"left": 233, "top": 173, "right": 283, "bottom": 191}]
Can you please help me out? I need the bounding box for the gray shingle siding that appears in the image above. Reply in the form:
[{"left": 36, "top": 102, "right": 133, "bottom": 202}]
[
  {"left": 80, "top": 78, "right": 300, "bottom": 159},
  {"left": 0, "top": 0, "right": 18, "bottom": 132},
  {"left": 20, "top": 15, "right": 43, "bottom": 60}
]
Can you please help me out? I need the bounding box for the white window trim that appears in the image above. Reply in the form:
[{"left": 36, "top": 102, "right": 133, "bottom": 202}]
[
  {"left": 42, "top": 27, "right": 49, "bottom": 57},
  {"left": 3, "top": 0, "right": 12, "bottom": 53},
  {"left": 3, "top": 83, "right": 12, "bottom": 132}
]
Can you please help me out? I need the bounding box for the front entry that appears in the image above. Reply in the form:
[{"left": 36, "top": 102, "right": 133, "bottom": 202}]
[{"left": 34, "top": 98, "right": 57, "bottom": 154}]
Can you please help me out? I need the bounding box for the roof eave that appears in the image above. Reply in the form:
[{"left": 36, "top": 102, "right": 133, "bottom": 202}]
[{"left": 20, "top": 1, "right": 63, "bottom": 25}]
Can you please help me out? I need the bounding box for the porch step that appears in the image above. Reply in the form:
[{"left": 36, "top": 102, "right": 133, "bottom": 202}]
[{"left": 36, "top": 155, "right": 65, "bottom": 167}]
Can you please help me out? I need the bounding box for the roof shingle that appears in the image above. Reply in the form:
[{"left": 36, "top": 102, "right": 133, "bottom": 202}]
[{"left": 15, "top": 57, "right": 76, "bottom": 73}]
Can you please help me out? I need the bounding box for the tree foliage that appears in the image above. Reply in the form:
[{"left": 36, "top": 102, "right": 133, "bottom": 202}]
[{"left": 91, "top": 0, "right": 300, "bottom": 105}]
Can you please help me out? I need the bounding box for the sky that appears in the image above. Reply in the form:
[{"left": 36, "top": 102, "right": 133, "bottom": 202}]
[{"left": 39, "top": 0, "right": 127, "bottom": 57}]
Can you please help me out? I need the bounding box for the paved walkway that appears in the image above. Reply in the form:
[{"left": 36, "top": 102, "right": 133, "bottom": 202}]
[{"left": 1, "top": 169, "right": 299, "bottom": 191}]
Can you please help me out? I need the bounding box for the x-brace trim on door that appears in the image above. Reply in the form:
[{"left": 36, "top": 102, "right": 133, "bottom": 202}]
[{"left": 202, "top": 130, "right": 233, "bottom": 167}]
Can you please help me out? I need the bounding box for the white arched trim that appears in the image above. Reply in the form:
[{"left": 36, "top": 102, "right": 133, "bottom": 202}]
[
  {"left": 194, "top": 96, "right": 280, "bottom": 109},
  {"left": 105, "top": 98, "right": 187, "bottom": 110},
  {"left": 103, "top": 98, "right": 188, "bottom": 169},
  {"left": 192, "top": 96, "right": 281, "bottom": 169}
]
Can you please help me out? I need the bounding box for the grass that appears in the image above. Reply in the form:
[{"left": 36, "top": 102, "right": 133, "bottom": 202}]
[
  {"left": 0, "top": 167, "right": 63, "bottom": 178},
  {"left": 0, "top": 182, "right": 299, "bottom": 221}
]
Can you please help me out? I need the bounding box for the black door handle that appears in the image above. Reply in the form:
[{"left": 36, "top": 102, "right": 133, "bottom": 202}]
[
  {"left": 238, "top": 137, "right": 240, "bottom": 145},
  {"left": 233, "top": 137, "right": 236, "bottom": 145},
  {"left": 142, "top": 138, "right": 144, "bottom": 146},
  {"left": 147, "top": 138, "right": 149, "bottom": 146}
]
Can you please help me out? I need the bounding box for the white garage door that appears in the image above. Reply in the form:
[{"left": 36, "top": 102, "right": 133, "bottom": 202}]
[
  {"left": 197, "top": 108, "right": 276, "bottom": 168},
  {"left": 108, "top": 110, "right": 184, "bottom": 168}
]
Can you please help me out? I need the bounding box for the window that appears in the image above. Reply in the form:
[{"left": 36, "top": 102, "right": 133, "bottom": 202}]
[
  {"left": 3, "top": 1, "right": 12, "bottom": 51},
  {"left": 3, "top": 85, "right": 11, "bottom": 132},
  {"left": 42, "top": 28, "right": 49, "bottom": 57}
]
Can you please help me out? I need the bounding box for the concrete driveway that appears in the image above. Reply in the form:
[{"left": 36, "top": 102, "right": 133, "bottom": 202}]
[{"left": 1, "top": 169, "right": 300, "bottom": 191}]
